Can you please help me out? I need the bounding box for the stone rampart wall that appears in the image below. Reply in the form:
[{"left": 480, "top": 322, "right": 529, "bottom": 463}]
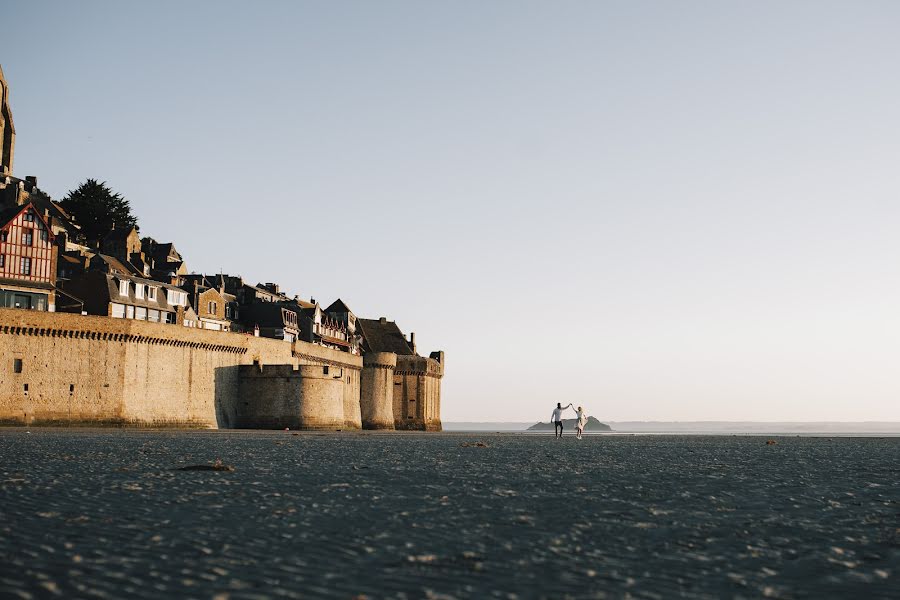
[
  {"left": 0, "top": 309, "right": 362, "bottom": 428},
  {"left": 394, "top": 354, "right": 443, "bottom": 431},
  {"left": 235, "top": 364, "right": 345, "bottom": 430},
  {"left": 360, "top": 352, "right": 396, "bottom": 430}
]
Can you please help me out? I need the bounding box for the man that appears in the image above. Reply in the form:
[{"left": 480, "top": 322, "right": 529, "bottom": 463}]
[{"left": 550, "top": 402, "right": 574, "bottom": 439}]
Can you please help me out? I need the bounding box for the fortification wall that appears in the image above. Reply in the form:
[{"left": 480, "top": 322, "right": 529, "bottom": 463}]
[
  {"left": 235, "top": 364, "right": 345, "bottom": 430},
  {"left": 394, "top": 354, "right": 443, "bottom": 431},
  {"left": 342, "top": 370, "right": 362, "bottom": 430},
  {"left": 360, "top": 352, "right": 395, "bottom": 430},
  {"left": 235, "top": 364, "right": 301, "bottom": 429},
  {"left": 0, "top": 309, "right": 353, "bottom": 428},
  {"left": 296, "top": 364, "right": 345, "bottom": 430},
  {"left": 0, "top": 309, "right": 437, "bottom": 430},
  {"left": 293, "top": 343, "right": 362, "bottom": 430}
]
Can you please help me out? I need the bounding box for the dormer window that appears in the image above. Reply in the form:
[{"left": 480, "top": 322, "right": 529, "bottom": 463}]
[
  {"left": 135, "top": 284, "right": 144, "bottom": 300},
  {"left": 148, "top": 287, "right": 157, "bottom": 301},
  {"left": 119, "top": 280, "right": 129, "bottom": 296}
]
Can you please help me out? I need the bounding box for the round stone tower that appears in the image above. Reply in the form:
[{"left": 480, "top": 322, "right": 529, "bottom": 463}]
[
  {"left": 297, "top": 364, "right": 345, "bottom": 430},
  {"left": 360, "top": 352, "right": 396, "bottom": 429}
]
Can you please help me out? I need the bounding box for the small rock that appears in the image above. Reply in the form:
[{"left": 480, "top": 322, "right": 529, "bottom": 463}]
[
  {"left": 176, "top": 459, "right": 234, "bottom": 472},
  {"left": 766, "top": 440, "right": 777, "bottom": 445}
]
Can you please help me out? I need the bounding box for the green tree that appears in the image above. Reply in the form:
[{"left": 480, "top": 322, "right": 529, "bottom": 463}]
[{"left": 59, "top": 179, "right": 139, "bottom": 244}]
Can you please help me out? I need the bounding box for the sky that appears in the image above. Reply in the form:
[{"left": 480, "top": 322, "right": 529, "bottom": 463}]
[{"left": 2, "top": 1, "right": 899, "bottom": 422}]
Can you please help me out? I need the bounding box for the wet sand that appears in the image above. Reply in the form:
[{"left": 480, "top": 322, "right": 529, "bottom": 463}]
[{"left": 0, "top": 430, "right": 897, "bottom": 599}]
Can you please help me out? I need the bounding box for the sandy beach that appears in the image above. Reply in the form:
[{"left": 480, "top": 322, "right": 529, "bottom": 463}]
[{"left": 0, "top": 430, "right": 897, "bottom": 599}]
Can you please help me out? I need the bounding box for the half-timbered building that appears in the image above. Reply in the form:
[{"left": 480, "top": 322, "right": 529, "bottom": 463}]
[{"left": 0, "top": 202, "right": 58, "bottom": 310}]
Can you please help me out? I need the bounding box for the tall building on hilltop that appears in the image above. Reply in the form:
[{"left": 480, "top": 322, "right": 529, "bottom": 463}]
[
  {"left": 0, "top": 65, "right": 15, "bottom": 176},
  {"left": 0, "top": 65, "right": 60, "bottom": 311}
]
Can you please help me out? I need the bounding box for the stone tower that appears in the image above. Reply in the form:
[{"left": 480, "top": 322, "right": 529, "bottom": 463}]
[{"left": 0, "top": 65, "right": 15, "bottom": 176}]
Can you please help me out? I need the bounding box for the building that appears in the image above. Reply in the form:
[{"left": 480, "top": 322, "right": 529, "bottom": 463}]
[
  {"left": 101, "top": 227, "right": 152, "bottom": 277},
  {"left": 0, "top": 202, "right": 58, "bottom": 311},
  {"left": 0, "top": 65, "right": 14, "bottom": 177},
  {"left": 191, "top": 285, "right": 231, "bottom": 331},
  {"left": 59, "top": 269, "right": 188, "bottom": 323},
  {"left": 357, "top": 317, "right": 415, "bottom": 356},
  {"left": 242, "top": 302, "right": 299, "bottom": 342},
  {"left": 141, "top": 238, "right": 187, "bottom": 284},
  {"left": 295, "top": 300, "right": 353, "bottom": 351},
  {"left": 181, "top": 275, "right": 240, "bottom": 332},
  {"left": 324, "top": 298, "right": 361, "bottom": 354}
]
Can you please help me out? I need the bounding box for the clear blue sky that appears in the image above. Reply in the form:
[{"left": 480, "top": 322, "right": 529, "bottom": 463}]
[{"left": 3, "top": 1, "right": 899, "bottom": 421}]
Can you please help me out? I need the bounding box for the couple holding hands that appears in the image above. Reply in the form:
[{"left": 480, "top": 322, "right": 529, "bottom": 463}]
[{"left": 550, "top": 402, "right": 588, "bottom": 439}]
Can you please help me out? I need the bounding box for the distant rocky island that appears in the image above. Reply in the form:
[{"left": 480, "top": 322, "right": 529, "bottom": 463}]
[{"left": 528, "top": 416, "right": 612, "bottom": 431}]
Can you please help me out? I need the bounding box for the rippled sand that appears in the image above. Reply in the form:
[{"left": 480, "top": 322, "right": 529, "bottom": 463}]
[{"left": 0, "top": 430, "right": 897, "bottom": 599}]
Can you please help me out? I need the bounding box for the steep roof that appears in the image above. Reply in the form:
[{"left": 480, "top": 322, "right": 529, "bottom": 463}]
[
  {"left": 92, "top": 253, "right": 140, "bottom": 276},
  {"left": 0, "top": 202, "right": 54, "bottom": 237},
  {"left": 102, "top": 227, "right": 138, "bottom": 243},
  {"left": 357, "top": 318, "right": 415, "bottom": 356},
  {"left": 325, "top": 298, "right": 352, "bottom": 314},
  {"left": 0, "top": 204, "right": 19, "bottom": 225}
]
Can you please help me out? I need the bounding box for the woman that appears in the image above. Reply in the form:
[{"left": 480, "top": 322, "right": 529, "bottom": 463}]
[{"left": 575, "top": 406, "right": 587, "bottom": 439}]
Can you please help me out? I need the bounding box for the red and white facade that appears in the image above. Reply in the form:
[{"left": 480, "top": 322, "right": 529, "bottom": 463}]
[{"left": 0, "top": 202, "right": 57, "bottom": 311}]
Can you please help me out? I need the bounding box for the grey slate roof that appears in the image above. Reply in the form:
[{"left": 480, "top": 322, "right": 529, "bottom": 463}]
[
  {"left": 325, "top": 298, "right": 352, "bottom": 314},
  {"left": 91, "top": 253, "right": 141, "bottom": 276},
  {"left": 357, "top": 318, "right": 415, "bottom": 356}
]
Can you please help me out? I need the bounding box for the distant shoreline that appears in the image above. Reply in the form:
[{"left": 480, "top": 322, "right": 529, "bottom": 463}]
[{"left": 444, "top": 421, "right": 900, "bottom": 434}]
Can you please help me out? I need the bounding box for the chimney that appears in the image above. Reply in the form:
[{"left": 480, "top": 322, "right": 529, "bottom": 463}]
[
  {"left": 310, "top": 297, "right": 316, "bottom": 305},
  {"left": 409, "top": 332, "right": 416, "bottom": 353},
  {"left": 379, "top": 317, "right": 386, "bottom": 324},
  {"left": 25, "top": 176, "right": 37, "bottom": 188}
]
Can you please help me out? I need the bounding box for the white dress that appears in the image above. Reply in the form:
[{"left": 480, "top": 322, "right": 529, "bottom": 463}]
[{"left": 576, "top": 410, "right": 587, "bottom": 429}]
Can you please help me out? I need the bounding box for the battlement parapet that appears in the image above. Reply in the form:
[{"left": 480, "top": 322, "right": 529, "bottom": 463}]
[
  {"left": 363, "top": 352, "right": 397, "bottom": 370},
  {"left": 395, "top": 353, "right": 444, "bottom": 378}
]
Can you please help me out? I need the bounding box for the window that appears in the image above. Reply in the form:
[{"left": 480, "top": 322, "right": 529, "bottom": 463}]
[
  {"left": 13, "top": 358, "right": 23, "bottom": 373},
  {"left": 0, "top": 231, "right": 6, "bottom": 242},
  {"left": 148, "top": 287, "right": 157, "bottom": 301},
  {"left": 111, "top": 303, "right": 125, "bottom": 318},
  {"left": 0, "top": 255, "right": 4, "bottom": 269},
  {"left": 22, "top": 228, "right": 33, "bottom": 246},
  {"left": 23, "top": 211, "right": 34, "bottom": 222},
  {"left": 126, "top": 305, "right": 135, "bottom": 319},
  {"left": 119, "top": 280, "right": 129, "bottom": 296},
  {"left": 135, "top": 284, "right": 144, "bottom": 300},
  {"left": 208, "top": 301, "right": 217, "bottom": 315},
  {"left": 167, "top": 290, "right": 184, "bottom": 306},
  {"left": 40, "top": 228, "right": 49, "bottom": 242},
  {"left": 323, "top": 366, "right": 329, "bottom": 375},
  {"left": 135, "top": 307, "right": 147, "bottom": 320},
  {"left": 147, "top": 309, "right": 160, "bottom": 323},
  {"left": 20, "top": 257, "right": 31, "bottom": 275}
]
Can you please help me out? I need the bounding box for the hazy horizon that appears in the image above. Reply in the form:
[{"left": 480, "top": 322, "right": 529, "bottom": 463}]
[{"left": 2, "top": 1, "right": 898, "bottom": 422}]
